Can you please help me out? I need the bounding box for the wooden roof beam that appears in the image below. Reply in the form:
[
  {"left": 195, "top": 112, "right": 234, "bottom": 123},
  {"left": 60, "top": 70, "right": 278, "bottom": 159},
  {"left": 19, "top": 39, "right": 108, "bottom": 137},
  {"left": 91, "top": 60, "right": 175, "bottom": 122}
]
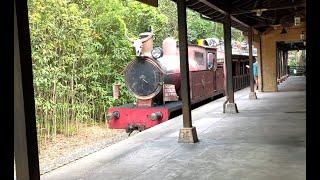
[
  {"left": 231, "top": 16, "right": 250, "bottom": 29},
  {"left": 231, "top": 3, "right": 306, "bottom": 15},
  {"left": 198, "top": 0, "right": 250, "bottom": 30},
  {"left": 198, "top": 0, "right": 227, "bottom": 15}
]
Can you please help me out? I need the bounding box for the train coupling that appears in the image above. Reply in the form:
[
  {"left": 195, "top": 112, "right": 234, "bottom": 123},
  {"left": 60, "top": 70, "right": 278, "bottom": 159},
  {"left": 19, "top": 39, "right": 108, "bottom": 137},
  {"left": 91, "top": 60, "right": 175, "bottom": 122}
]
[
  {"left": 106, "top": 111, "right": 120, "bottom": 121},
  {"left": 126, "top": 125, "right": 145, "bottom": 136}
]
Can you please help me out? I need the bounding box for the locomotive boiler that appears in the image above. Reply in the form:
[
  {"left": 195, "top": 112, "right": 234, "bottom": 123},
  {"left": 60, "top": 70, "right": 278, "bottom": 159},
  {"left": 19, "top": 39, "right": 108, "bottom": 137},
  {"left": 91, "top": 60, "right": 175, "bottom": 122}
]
[{"left": 107, "top": 32, "right": 225, "bottom": 133}]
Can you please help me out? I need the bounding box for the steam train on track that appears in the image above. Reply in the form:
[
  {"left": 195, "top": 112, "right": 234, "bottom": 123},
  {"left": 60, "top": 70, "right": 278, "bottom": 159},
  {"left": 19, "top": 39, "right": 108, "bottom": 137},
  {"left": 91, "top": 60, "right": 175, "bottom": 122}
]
[{"left": 106, "top": 32, "right": 256, "bottom": 133}]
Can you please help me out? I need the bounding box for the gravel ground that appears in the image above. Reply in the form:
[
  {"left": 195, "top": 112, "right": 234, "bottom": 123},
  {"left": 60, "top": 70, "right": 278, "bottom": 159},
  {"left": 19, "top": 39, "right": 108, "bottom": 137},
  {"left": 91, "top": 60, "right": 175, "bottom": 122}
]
[
  {"left": 39, "top": 132, "right": 130, "bottom": 175},
  {"left": 14, "top": 125, "right": 140, "bottom": 179}
]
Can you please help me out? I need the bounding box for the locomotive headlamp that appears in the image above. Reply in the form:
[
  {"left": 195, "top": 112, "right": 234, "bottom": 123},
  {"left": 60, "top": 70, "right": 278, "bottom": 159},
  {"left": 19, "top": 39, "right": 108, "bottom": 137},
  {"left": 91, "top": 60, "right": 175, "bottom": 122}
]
[
  {"left": 150, "top": 112, "right": 163, "bottom": 121},
  {"left": 151, "top": 47, "right": 163, "bottom": 59},
  {"left": 106, "top": 111, "right": 120, "bottom": 121}
]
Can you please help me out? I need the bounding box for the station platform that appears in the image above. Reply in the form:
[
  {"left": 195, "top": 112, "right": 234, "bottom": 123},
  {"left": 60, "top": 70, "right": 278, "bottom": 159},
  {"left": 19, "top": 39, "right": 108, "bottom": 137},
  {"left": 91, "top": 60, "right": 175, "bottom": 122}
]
[{"left": 41, "top": 76, "right": 306, "bottom": 180}]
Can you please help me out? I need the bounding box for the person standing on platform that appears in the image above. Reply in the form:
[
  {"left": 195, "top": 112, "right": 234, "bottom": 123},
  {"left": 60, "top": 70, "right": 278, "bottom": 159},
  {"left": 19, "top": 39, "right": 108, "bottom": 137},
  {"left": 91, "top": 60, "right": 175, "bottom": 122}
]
[{"left": 253, "top": 58, "right": 259, "bottom": 90}]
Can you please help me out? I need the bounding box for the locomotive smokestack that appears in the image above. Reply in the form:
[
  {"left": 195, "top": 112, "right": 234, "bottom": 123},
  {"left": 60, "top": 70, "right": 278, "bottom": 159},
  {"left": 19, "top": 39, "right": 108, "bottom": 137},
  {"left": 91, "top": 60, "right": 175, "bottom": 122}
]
[{"left": 139, "top": 32, "right": 153, "bottom": 57}]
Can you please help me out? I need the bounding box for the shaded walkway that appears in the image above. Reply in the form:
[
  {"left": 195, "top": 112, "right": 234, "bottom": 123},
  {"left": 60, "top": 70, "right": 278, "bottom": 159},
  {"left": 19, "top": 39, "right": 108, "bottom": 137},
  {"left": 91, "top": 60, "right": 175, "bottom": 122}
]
[
  {"left": 42, "top": 76, "right": 306, "bottom": 180},
  {"left": 278, "top": 76, "right": 306, "bottom": 92}
]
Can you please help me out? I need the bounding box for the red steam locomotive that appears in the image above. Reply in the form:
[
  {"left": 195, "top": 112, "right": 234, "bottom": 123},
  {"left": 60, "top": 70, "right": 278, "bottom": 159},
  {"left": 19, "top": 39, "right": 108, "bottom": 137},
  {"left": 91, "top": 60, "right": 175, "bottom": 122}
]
[{"left": 106, "top": 32, "right": 252, "bottom": 133}]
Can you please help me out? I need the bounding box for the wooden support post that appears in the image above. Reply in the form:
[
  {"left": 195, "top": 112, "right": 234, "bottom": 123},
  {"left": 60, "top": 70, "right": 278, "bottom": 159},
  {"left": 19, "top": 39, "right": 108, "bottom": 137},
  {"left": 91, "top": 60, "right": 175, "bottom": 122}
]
[
  {"left": 279, "top": 51, "right": 282, "bottom": 79},
  {"left": 279, "top": 50, "right": 282, "bottom": 79},
  {"left": 177, "top": 0, "right": 198, "bottom": 143},
  {"left": 285, "top": 51, "right": 288, "bottom": 76},
  {"left": 14, "top": 1, "right": 40, "bottom": 179},
  {"left": 248, "top": 27, "right": 257, "bottom": 99},
  {"left": 286, "top": 51, "right": 288, "bottom": 75},
  {"left": 223, "top": 13, "right": 238, "bottom": 113},
  {"left": 259, "top": 35, "right": 264, "bottom": 91},
  {"left": 282, "top": 51, "right": 286, "bottom": 77},
  {"left": 249, "top": 27, "right": 254, "bottom": 92},
  {"left": 284, "top": 51, "right": 287, "bottom": 76},
  {"left": 280, "top": 51, "right": 284, "bottom": 78},
  {"left": 276, "top": 48, "right": 280, "bottom": 82},
  {"left": 280, "top": 51, "right": 283, "bottom": 79}
]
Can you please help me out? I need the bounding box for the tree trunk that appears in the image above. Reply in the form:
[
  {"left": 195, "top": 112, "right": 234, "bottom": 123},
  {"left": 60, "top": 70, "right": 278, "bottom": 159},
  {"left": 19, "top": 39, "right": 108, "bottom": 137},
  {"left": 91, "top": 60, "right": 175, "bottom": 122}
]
[
  {"left": 52, "top": 80, "right": 57, "bottom": 138},
  {"left": 71, "top": 62, "right": 75, "bottom": 129}
]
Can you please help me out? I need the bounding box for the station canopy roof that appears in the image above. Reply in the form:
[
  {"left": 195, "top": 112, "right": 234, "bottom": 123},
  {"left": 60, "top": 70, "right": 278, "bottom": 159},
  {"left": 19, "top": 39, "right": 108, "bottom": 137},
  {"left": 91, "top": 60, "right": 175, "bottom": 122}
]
[
  {"left": 171, "top": 0, "right": 306, "bottom": 33},
  {"left": 278, "top": 41, "right": 306, "bottom": 51}
]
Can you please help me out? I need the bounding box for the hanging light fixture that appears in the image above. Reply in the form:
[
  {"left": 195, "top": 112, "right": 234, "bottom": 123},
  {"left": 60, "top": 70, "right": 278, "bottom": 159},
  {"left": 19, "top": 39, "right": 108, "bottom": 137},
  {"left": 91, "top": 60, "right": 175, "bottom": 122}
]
[
  {"left": 300, "top": 31, "right": 306, "bottom": 46},
  {"left": 294, "top": 16, "right": 301, "bottom": 26},
  {"left": 280, "top": 28, "right": 287, "bottom": 34},
  {"left": 300, "top": 31, "right": 305, "bottom": 40},
  {"left": 280, "top": 27, "right": 287, "bottom": 39},
  {"left": 256, "top": 9, "right": 263, "bottom": 16}
]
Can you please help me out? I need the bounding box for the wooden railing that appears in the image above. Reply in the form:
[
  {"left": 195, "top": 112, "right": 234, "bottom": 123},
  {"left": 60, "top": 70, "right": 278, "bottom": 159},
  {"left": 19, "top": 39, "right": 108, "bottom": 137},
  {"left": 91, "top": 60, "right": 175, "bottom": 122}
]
[
  {"left": 289, "top": 66, "right": 305, "bottom": 76},
  {"left": 233, "top": 74, "right": 250, "bottom": 91}
]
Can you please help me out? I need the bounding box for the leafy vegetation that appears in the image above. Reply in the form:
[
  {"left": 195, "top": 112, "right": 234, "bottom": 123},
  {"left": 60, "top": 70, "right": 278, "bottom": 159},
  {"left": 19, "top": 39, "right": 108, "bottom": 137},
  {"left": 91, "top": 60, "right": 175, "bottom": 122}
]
[
  {"left": 28, "top": 0, "right": 245, "bottom": 144},
  {"left": 288, "top": 50, "right": 306, "bottom": 67}
]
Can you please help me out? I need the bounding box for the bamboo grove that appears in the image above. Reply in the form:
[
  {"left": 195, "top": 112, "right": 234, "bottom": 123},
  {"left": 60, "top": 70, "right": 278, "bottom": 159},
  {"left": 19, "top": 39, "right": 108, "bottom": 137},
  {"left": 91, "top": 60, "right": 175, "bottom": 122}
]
[{"left": 28, "top": 0, "right": 245, "bottom": 144}]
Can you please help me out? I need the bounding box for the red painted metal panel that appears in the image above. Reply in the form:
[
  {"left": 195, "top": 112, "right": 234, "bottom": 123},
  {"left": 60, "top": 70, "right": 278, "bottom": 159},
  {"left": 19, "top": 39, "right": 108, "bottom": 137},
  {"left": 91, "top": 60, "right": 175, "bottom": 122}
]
[
  {"left": 108, "top": 106, "right": 170, "bottom": 129},
  {"left": 190, "top": 70, "right": 216, "bottom": 100},
  {"left": 215, "top": 65, "right": 225, "bottom": 93},
  {"left": 190, "top": 71, "right": 205, "bottom": 100}
]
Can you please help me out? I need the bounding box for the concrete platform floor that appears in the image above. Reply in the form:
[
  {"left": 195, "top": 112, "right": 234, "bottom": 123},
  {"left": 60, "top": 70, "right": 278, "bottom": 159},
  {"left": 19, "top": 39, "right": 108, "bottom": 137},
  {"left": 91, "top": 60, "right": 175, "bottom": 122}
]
[{"left": 41, "top": 76, "right": 306, "bottom": 180}]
